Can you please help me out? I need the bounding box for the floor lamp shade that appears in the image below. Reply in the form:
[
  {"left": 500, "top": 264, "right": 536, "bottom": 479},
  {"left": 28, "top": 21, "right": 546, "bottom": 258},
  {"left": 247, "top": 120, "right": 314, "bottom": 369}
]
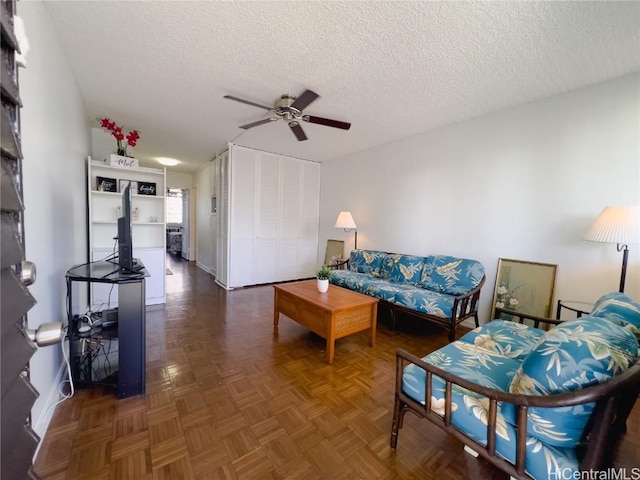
[
  {"left": 334, "top": 211, "right": 357, "bottom": 250},
  {"left": 583, "top": 205, "right": 640, "bottom": 292}
]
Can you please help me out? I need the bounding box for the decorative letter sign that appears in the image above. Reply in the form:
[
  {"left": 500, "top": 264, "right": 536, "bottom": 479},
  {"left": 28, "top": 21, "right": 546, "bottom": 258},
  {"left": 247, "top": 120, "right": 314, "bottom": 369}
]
[{"left": 109, "top": 154, "right": 139, "bottom": 168}]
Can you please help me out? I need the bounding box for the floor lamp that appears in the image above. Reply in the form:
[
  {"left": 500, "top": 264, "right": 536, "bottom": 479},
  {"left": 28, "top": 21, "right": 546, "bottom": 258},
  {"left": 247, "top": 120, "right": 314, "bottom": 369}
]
[
  {"left": 334, "top": 211, "right": 357, "bottom": 250},
  {"left": 583, "top": 205, "right": 640, "bottom": 293}
]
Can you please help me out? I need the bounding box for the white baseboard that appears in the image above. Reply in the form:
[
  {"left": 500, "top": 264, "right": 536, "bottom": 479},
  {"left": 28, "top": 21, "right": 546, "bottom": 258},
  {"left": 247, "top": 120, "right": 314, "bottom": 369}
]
[
  {"left": 215, "top": 279, "right": 232, "bottom": 290},
  {"left": 32, "top": 357, "right": 68, "bottom": 459},
  {"left": 196, "top": 261, "right": 213, "bottom": 276}
]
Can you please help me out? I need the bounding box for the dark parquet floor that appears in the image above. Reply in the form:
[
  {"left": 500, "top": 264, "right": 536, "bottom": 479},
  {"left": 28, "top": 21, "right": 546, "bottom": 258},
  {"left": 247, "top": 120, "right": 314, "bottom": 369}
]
[{"left": 34, "top": 254, "right": 640, "bottom": 479}]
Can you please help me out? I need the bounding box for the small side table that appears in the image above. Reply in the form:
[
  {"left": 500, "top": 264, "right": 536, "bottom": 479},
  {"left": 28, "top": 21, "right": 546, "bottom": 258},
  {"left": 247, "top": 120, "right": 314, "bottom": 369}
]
[{"left": 556, "top": 300, "right": 593, "bottom": 320}]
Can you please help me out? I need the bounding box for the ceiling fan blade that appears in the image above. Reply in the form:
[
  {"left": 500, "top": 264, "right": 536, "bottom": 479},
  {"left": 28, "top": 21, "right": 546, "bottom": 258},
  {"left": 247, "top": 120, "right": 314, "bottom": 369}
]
[
  {"left": 224, "top": 95, "right": 272, "bottom": 111},
  {"left": 303, "top": 115, "right": 351, "bottom": 130},
  {"left": 288, "top": 122, "right": 308, "bottom": 141},
  {"left": 239, "top": 118, "right": 278, "bottom": 129},
  {"left": 291, "top": 90, "right": 319, "bottom": 111}
]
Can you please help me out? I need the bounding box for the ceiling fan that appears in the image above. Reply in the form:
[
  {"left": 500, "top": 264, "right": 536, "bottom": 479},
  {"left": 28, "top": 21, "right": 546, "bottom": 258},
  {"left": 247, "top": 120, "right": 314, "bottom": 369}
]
[{"left": 223, "top": 89, "right": 351, "bottom": 141}]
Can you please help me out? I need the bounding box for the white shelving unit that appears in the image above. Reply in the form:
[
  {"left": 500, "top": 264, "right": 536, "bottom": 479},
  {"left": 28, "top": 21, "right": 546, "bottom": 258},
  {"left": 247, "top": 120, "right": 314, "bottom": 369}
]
[{"left": 87, "top": 158, "right": 166, "bottom": 305}]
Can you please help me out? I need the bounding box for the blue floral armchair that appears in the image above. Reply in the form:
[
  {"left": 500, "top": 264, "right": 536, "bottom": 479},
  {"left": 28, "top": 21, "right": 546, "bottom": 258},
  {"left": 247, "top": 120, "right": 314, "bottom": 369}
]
[{"left": 391, "top": 292, "right": 640, "bottom": 480}]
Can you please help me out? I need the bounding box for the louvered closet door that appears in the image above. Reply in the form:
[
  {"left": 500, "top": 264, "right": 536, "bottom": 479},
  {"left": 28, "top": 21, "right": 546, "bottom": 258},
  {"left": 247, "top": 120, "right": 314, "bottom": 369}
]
[
  {"left": 1, "top": 1, "right": 42, "bottom": 478},
  {"left": 277, "top": 157, "right": 301, "bottom": 281},
  {"left": 253, "top": 152, "right": 279, "bottom": 284}
]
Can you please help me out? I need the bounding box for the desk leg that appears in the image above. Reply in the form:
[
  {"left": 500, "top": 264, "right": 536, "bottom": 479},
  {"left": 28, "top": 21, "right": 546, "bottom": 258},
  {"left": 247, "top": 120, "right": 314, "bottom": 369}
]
[{"left": 118, "top": 279, "right": 145, "bottom": 398}]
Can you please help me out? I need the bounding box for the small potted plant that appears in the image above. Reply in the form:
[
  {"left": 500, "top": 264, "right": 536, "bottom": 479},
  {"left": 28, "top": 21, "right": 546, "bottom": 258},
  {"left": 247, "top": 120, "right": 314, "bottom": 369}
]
[{"left": 316, "top": 265, "right": 332, "bottom": 293}]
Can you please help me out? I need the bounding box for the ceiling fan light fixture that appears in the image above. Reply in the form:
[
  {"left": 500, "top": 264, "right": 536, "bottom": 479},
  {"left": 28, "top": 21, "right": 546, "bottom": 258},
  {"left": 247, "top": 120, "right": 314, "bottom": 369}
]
[{"left": 223, "top": 89, "right": 351, "bottom": 141}]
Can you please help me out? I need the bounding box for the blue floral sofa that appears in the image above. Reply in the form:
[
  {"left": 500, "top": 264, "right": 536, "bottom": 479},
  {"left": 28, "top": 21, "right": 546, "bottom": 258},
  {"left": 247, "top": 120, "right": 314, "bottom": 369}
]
[
  {"left": 329, "top": 249, "right": 485, "bottom": 341},
  {"left": 391, "top": 292, "right": 640, "bottom": 480}
]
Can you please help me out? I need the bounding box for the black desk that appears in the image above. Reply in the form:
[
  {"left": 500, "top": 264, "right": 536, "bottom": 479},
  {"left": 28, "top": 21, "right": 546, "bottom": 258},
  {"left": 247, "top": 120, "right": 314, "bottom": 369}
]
[{"left": 66, "top": 260, "right": 148, "bottom": 398}]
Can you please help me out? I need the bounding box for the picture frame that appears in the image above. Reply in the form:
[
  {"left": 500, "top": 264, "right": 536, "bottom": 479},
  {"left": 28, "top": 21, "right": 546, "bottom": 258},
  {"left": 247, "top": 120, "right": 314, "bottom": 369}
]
[
  {"left": 118, "top": 179, "right": 138, "bottom": 193},
  {"left": 137, "top": 181, "right": 157, "bottom": 196},
  {"left": 491, "top": 258, "right": 558, "bottom": 322},
  {"left": 324, "top": 239, "right": 345, "bottom": 265},
  {"left": 96, "top": 176, "right": 117, "bottom": 192}
]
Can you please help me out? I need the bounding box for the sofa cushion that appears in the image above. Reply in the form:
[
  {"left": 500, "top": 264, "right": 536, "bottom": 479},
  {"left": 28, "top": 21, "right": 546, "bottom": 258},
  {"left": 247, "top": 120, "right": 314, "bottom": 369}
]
[
  {"left": 506, "top": 317, "right": 639, "bottom": 447},
  {"left": 393, "top": 288, "right": 456, "bottom": 319},
  {"left": 348, "top": 249, "right": 387, "bottom": 276},
  {"left": 590, "top": 292, "right": 640, "bottom": 338},
  {"left": 420, "top": 255, "right": 485, "bottom": 295},
  {"left": 402, "top": 343, "right": 579, "bottom": 479},
  {"left": 360, "top": 278, "right": 407, "bottom": 302},
  {"left": 457, "top": 320, "right": 544, "bottom": 362},
  {"left": 404, "top": 341, "right": 520, "bottom": 396},
  {"left": 379, "top": 254, "right": 426, "bottom": 284},
  {"left": 330, "top": 270, "right": 373, "bottom": 293}
]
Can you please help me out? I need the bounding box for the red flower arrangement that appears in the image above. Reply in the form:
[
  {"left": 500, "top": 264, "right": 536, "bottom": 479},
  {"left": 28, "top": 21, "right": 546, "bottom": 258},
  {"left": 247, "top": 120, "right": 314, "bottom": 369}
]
[{"left": 99, "top": 117, "right": 140, "bottom": 157}]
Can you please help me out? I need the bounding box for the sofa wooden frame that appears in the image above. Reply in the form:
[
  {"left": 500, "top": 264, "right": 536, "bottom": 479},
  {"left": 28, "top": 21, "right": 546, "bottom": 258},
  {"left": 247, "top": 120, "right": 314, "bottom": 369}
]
[
  {"left": 390, "top": 310, "right": 640, "bottom": 479},
  {"left": 339, "top": 257, "right": 485, "bottom": 342}
]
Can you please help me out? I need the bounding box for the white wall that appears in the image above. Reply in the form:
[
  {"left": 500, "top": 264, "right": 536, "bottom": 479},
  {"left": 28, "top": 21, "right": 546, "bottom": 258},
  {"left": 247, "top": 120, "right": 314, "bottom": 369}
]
[
  {"left": 320, "top": 74, "right": 640, "bottom": 323},
  {"left": 166, "top": 171, "right": 193, "bottom": 190},
  {"left": 19, "top": 2, "right": 91, "bottom": 438}
]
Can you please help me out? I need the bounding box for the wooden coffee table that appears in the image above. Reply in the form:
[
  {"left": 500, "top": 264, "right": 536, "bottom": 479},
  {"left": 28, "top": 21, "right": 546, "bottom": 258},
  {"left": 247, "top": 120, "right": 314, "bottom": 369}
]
[{"left": 273, "top": 280, "right": 379, "bottom": 364}]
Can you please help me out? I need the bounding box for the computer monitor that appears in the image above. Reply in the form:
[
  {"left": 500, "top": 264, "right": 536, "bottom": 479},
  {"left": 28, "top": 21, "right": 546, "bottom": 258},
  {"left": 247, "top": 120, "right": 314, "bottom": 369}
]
[{"left": 117, "top": 184, "right": 134, "bottom": 272}]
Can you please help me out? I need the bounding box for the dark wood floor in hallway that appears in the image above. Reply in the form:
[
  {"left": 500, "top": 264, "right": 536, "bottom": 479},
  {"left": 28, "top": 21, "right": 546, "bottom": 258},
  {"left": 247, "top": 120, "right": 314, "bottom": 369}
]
[{"left": 34, "top": 255, "right": 640, "bottom": 479}]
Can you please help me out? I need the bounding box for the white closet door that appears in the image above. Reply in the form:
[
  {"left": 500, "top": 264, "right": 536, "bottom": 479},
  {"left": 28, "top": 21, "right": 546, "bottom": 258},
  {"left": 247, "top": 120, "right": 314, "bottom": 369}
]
[
  {"left": 279, "top": 158, "right": 301, "bottom": 238},
  {"left": 225, "top": 144, "right": 320, "bottom": 287},
  {"left": 229, "top": 146, "right": 257, "bottom": 287},
  {"left": 278, "top": 158, "right": 301, "bottom": 280},
  {"left": 254, "top": 153, "right": 280, "bottom": 284},
  {"left": 230, "top": 148, "right": 257, "bottom": 238},
  {"left": 278, "top": 238, "right": 299, "bottom": 281}
]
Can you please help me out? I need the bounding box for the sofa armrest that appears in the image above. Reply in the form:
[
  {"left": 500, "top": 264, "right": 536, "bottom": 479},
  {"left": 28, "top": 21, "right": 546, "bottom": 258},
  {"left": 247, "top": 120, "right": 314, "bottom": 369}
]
[
  {"left": 329, "top": 258, "right": 349, "bottom": 270},
  {"left": 493, "top": 307, "right": 564, "bottom": 329},
  {"left": 449, "top": 275, "right": 485, "bottom": 321},
  {"left": 394, "top": 348, "right": 640, "bottom": 477}
]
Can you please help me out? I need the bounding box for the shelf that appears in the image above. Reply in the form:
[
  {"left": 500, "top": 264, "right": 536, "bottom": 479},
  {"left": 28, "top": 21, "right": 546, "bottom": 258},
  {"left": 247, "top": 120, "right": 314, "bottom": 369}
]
[
  {"left": 90, "top": 160, "right": 164, "bottom": 176},
  {"left": 88, "top": 157, "right": 166, "bottom": 306},
  {"left": 91, "top": 191, "right": 165, "bottom": 200},
  {"left": 92, "top": 221, "right": 165, "bottom": 226}
]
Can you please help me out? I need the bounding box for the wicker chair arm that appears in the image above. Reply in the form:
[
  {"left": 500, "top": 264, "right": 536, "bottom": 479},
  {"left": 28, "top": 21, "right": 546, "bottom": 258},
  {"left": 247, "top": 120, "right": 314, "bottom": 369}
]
[
  {"left": 396, "top": 348, "right": 640, "bottom": 408},
  {"left": 493, "top": 307, "right": 564, "bottom": 328}
]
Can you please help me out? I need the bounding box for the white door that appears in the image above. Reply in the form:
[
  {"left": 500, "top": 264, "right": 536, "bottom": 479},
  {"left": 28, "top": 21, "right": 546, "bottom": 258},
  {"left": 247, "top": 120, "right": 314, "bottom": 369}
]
[{"left": 181, "top": 189, "right": 190, "bottom": 260}]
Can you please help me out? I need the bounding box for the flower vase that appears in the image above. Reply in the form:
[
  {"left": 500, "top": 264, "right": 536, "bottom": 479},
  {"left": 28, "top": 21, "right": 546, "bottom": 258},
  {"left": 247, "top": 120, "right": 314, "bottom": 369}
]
[{"left": 317, "top": 278, "right": 329, "bottom": 293}]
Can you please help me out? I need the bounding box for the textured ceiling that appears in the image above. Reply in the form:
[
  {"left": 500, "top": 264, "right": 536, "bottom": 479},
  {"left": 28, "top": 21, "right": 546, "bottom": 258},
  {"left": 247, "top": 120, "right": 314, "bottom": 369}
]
[{"left": 42, "top": 1, "right": 639, "bottom": 172}]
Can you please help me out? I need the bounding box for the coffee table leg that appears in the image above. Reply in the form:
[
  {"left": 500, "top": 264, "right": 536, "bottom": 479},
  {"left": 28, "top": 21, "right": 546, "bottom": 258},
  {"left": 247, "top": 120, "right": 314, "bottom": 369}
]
[
  {"left": 273, "top": 289, "right": 279, "bottom": 327},
  {"left": 326, "top": 314, "right": 336, "bottom": 364},
  {"left": 370, "top": 303, "right": 377, "bottom": 347},
  {"left": 326, "top": 338, "right": 335, "bottom": 364}
]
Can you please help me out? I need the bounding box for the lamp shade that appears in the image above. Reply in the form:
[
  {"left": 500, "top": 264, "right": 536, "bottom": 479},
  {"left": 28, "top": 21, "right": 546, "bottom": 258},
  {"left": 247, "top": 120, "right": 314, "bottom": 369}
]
[
  {"left": 334, "top": 211, "right": 357, "bottom": 230},
  {"left": 583, "top": 206, "right": 640, "bottom": 245}
]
